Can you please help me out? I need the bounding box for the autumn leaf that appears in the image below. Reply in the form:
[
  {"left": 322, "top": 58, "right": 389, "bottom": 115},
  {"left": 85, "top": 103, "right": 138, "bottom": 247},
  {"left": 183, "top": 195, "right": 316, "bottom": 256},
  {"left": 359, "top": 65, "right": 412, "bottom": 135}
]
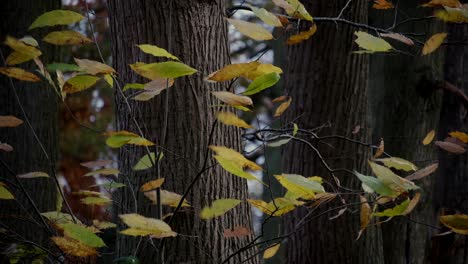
[
  {"left": 248, "top": 198, "right": 303, "bottom": 216},
  {"left": 435, "top": 140, "right": 466, "bottom": 154},
  {"left": 119, "top": 214, "right": 177, "bottom": 238},
  {"left": 250, "top": 6, "right": 283, "bottom": 27},
  {"left": 374, "top": 138, "right": 385, "bottom": 158},
  {"left": 133, "top": 152, "right": 163, "bottom": 171},
  {"left": 4, "top": 36, "right": 42, "bottom": 64},
  {"left": 449, "top": 131, "right": 468, "bottom": 143},
  {"left": 80, "top": 160, "right": 113, "bottom": 168},
  {"left": 51, "top": 236, "right": 97, "bottom": 257},
  {"left": 137, "top": 44, "right": 179, "bottom": 60},
  {"left": 63, "top": 75, "right": 100, "bottom": 93},
  {"left": 41, "top": 211, "right": 80, "bottom": 225},
  {"left": 373, "top": 199, "right": 410, "bottom": 217},
  {"left": 226, "top": 18, "right": 273, "bottom": 41},
  {"left": 84, "top": 168, "right": 120, "bottom": 177},
  {"left": 380, "top": 33, "right": 414, "bottom": 46},
  {"left": 263, "top": 243, "right": 281, "bottom": 259},
  {"left": 402, "top": 192, "right": 421, "bottom": 215},
  {"left": 287, "top": 24, "right": 317, "bottom": 45},
  {"left": 217, "top": 111, "right": 252, "bottom": 129},
  {"left": 46, "top": 63, "right": 81, "bottom": 72},
  {"left": 17, "top": 171, "right": 49, "bottom": 179},
  {"left": 60, "top": 223, "right": 106, "bottom": 247},
  {"left": 74, "top": 58, "right": 115, "bottom": 75},
  {"left": 354, "top": 170, "right": 396, "bottom": 196},
  {"left": 105, "top": 130, "right": 155, "bottom": 148},
  {"left": 422, "top": 33, "right": 447, "bottom": 55},
  {"left": 140, "top": 178, "right": 165, "bottom": 192},
  {"left": 130, "top": 61, "right": 197, "bottom": 79},
  {"left": 354, "top": 31, "right": 393, "bottom": 53},
  {"left": 373, "top": 0, "right": 394, "bottom": 9},
  {"left": 0, "top": 115, "right": 23, "bottom": 127},
  {"left": 273, "top": 0, "right": 313, "bottom": 21},
  {"left": 93, "top": 220, "right": 117, "bottom": 230},
  {"left": 200, "top": 199, "right": 241, "bottom": 219},
  {"left": 29, "top": 10, "right": 84, "bottom": 30},
  {"left": 81, "top": 196, "right": 112, "bottom": 205},
  {"left": 440, "top": 214, "right": 468, "bottom": 235},
  {"left": 0, "top": 182, "right": 14, "bottom": 200},
  {"left": 375, "top": 157, "right": 418, "bottom": 172},
  {"left": 211, "top": 91, "right": 253, "bottom": 107},
  {"left": 0, "top": 67, "right": 40, "bottom": 82},
  {"left": 423, "top": 130, "right": 436, "bottom": 145},
  {"left": 133, "top": 79, "right": 175, "bottom": 101},
  {"left": 214, "top": 155, "right": 264, "bottom": 184},
  {"left": 0, "top": 143, "right": 13, "bottom": 152},
  {"left": 406, "top": 162, "right": 438, "bottom": 181},
  {"left": 357, "top": 195, "right": 372, "bottom": 240},
  {"left": 144, "top": 189, "right": 190, "bottom": 207},
  {"left": 274, "top": 97, "right": 292, "bottom": 117},
  {"left": 223, "top": 226, "right": 251, "bottom": 238},
  {"left": 421, "top": 0, "right": 462, "bottom": 8},
  {"left": 275, "top": 174, "right": 325, "bottom": 199},
  {"left": 435, "top": 6, "right": 468, "bottom": 23},
  {"left": 43, "top": 31, "right": 92, "bottom": 45},
  {"left": 207, "top": 62, "right": 261, "bottom": 82},
  {"left": 243, "top": 72, "right": 280, "bottom": 95},
  {"left": 209, "top": 146, "right": 262, "bottom": 171},
  {"left": 369, "top": 161, "right": 419, "bottom": 193}
]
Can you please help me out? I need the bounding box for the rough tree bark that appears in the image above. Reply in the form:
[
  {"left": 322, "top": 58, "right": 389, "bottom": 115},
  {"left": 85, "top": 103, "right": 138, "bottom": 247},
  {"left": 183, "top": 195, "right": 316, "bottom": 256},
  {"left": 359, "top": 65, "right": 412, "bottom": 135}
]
[
  {"left": 0, "top": 0, "right": 60, "bottom": 246},
  {"left": 108, "top": 1, "right": 258, "bottom": 263},
  {"left": 368, "top": 2, "right": 443, "bottom": 264},
  {"left": 282, "top": 1, "right": 384, "bottom": 263}
]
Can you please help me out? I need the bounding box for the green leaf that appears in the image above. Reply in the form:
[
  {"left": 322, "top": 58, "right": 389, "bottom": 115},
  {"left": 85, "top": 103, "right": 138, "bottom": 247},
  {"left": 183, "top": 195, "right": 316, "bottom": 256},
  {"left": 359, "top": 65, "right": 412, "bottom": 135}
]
[
  {"left": 123, "top": 83, "right": 145, "bottom": 91},
  {"left": 133, "top": 152, "right": 163, "bottom": 171},
  {"left": 46, "top": 63, "right": 81, "bottom": 72},
  {"left": 41, "top": 211, "right": 80, "bottom": 224},
  {"left": 373, "top": 199, "right": 410, "bottom": 217},
  {"left": 137, "top": 44, "right": 179, "bottom": 60},
  {"left": 243, "top": 72, "right": 280, "bottom": 95},
  {"left": 60, "top": 223, "right": 106, "bottom": 247},
  {"left": 369, "top": 161, "right": 419, "bottom": 193},
  {"left": 0, "top": 183, "right": 14, "bottom": 200},
  {"left": 131, "top": 61, "right": 197, "bottom": 79},
  {"left": 354, "top": 31, "right": 393, "bottom": 53},
  {"left": 354, "top": 170, "right": 396, "bottom": 197},
  {"left": 200, "top": 199, "right": 242, "bottom": 219},
  {"left": 375, "top": 157, "right": 418, "bottom": 172},
  {"left": 29, "top": 10, "right": 84, "bottom": 30},
  {"left": 63, "top": 75, "right": 100, "bottom": 94},
  {"left": 105, "top": 131, "right": 154, "bottom": 148}
]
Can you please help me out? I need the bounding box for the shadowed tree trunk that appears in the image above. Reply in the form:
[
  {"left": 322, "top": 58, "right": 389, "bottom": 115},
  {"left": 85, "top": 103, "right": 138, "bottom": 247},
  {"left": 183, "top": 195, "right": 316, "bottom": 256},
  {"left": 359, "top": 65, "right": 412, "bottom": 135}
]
[
  {"left": 0, "top": 0, "right": 60, "bottom": 247},
  {"left": 282, "top": 1, "right": 384, "bottom": 263},
  {"left": 368, "top": 2, "right": 444, "bottom": 264},
  {"left": 108, "top": 1, "right": 258, "bottom": 263}
]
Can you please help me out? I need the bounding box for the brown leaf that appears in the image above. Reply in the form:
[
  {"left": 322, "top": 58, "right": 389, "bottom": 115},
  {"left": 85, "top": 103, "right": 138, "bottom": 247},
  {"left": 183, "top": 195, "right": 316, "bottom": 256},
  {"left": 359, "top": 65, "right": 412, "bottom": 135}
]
[
  {"left": 435, "top": 140, "right": 466, "bottom": 154},
  {"left": 373, "top": 0, "right": 394, "bottom": 9},
  {"left": 406, "top": 162, "right": 438, "bottom": 181},
  {"left": 374, "top": 138, "right": 384, "bottom": 158},
  {"left": 51, "top": 236, "right": 98, "bottom": 257},
  {"left": 403, "top": 192, "right": 421, "bottom": 215},
  {"left": 380, "top": 33, "right": 414, "bottom": 46},
  {"left": 352, "top": 125, "right": 361, "bottom": 134},
  {"left": 140, "top": 178, "right": 165, "bottom": 192},
  {"left": 0, "top": 143, "right": 13, "bottom": 152},
  {"left": 0, "top": 67, "right": 40, "bottom": 82},
  {"left": 274, "top": 97, "right": 292, "bottom": 117},
  {"left": 272, "top": 95, "right": 288, "bottom": 103},
  {"left": 80, "top": 160, "right": 113, "bottom": 168},
  {"left": 287, "top": 24, "right": 317, "bottom": 45},
  {"left": 223, "top": 226, "right": 252, "bottom": 238},
  {"left": 0, "top": 115, "right": 23, "bottom": 127},
  {"left": 212, "top": 91, "right": 253, "bottom": 107},
  {"left": 357, "top": 195, "right": 372, "bottom": 240}
]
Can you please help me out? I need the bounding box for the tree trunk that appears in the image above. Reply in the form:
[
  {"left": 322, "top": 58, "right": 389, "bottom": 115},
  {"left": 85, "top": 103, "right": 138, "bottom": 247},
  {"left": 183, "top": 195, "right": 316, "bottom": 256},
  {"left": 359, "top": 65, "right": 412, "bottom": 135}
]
[
  {"left": 282, "top": 1, "right": 384, "bottom": 263},
  {"left": 368, "top": 2, "right": 444, "bottom": 264},
  {"left": 108, "top": 1, "right": 258, "bottom": 263},
  {"left": 432, "top": 20, "right": 468, "bottom": 264},
  {"left": 0, "top": 0, "right": 60, "bottom": 246}
]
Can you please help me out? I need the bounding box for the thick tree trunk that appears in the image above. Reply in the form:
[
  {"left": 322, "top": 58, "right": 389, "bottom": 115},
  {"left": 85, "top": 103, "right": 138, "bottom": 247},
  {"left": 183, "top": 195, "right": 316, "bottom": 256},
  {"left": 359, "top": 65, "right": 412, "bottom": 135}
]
[
  {"left": 282, "top": 1, "right": 384, "bottom": 263},
  {"left": 0, "top": 0, "right": 60, "bottom": 246},
  {"left": 432, "top": 21, "right": 468, "bottom": 264},
  {"left": 368, "top": 2, "right": 443, "bottom": 264},
  {"left": 108, "top": 1, "right": 258, "bottom": 263}
]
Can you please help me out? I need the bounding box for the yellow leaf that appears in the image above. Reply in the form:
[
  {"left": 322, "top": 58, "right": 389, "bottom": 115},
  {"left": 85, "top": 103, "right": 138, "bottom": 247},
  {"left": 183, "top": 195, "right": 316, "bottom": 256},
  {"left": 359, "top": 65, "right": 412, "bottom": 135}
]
[
  {"left": 19, "top": 36, "right": 38, "bottom": 47},
  {"left": 84, "top": 168, "right": 120, "bottom": 177},
  {"left": 0, "top": 115, "right": 23, "bottom": 127},
  {"left": 287, "top": 24, "right": 317, "bottom": 45},
  {"left": 92, "top": 220, "right": 117, "bottom": 230},
  {"left": 449, "top": 131, "right": 468, "bottom": 143},
  {"left": 200, "top": 199, "right": 241, "bottom": 219},
  {"left": 212, "top": 91, "right": 253, "bottom": 107},
  {"left": 248, "top": 198, "right": 303, "bottom": 216},
  {"left": 217, "top": 111, "right": 252, "bottom": 129},
  {"left": 4, "top": 36, "right": 41, "bottom": 64},
  {"left": 0, "top": 67, "right": 40, "bottom": 82},
  {"left": 421, "top": 0, "right": 462, "bottom": 7},
  {"left": 137, "top": 44, "right": 179, "bottom": 60},
  {"left": 81, "top": 196, "right": 112, "bottom": 205},
  {"left": 435, "top": 6, "right": 468, "bottom": 22},
  {"left": 245, "top": 63, "right": 283, "bottom": 80},
  {"left": 375, "top": 157, "right": 418, "bottom": 171},
  {"left": 119, "top": 213, "right": 177, "bottom": 238},
  {"left": 374, "top": 138, "right": 385, "bottom": 158},
  {"left": 274, "top": 97, "right": 292, "bottom": 117},
  {"left": 105, "top": 130, "right": 155, "bottom": 148},
  {"left": 369, "top": 161, "right": 419, "bottom": 193},
  {"left": 226, "top": 18, "right": 273, "bottom": 41},
  {"left": 373, "top": 0, "right": 394, "bottom": 9},
  {"left": 250, "top": 6, "right": 283, "bottom": 27},
  {"left": 17, "top": 171, "right": 49, "bottom": 179},
  {"left": 144, "top": 189, "right": 190, "bottom": 207},
  {"left": 207, "top": 62, "right": 282, "bottom": 82},
  {"left": 275, "top": 174, "right": 325, "bottom": 199},
  {"left": 29, "top": 10, "right": 84, "bottom": 30},
  {"left": 51, "top": 236, "right": 97, "bottom": 257},
  {"left": 263, "top": 243, "right": 281, "bottom": 259},
  {"left": 273, "top": 0, "right": 313, "bottom": 21},
  {"left": 104, "top": 74, "right": 114, "bottom": 88},
  {"left": 140, "top": 178, "right": 165, "bottom": 192},
  {"left": 0, "top": 182, "right": 14, "bottom": 200},
  {"left": 423, "top": 130, "right": 436, "bottom": 145},
  {"left": 357, "top": 195, "right": 372, "bottom": 240},
  {"left": 422, "top": 33, "right": 447, "bottom": 55},
  {"left": 354, "top": 31, "right": 393, "bottom": 53},
  {"left": 63, "top": 75, "right": 100, "bottom": 94},
  {"left": 209, "top": 145, "right": 262, "bottom": 171},
  {"left": 43, "top": 31, "right": 92, "bottom": 45},
  {"left": 74, "top": 58, "right": 115, "bottom": 75},
  {"left": 440, "top": 214, "right": 468, "bottom": 235},
  {"left": 6, "top": 52, "right": 34, "bottom": 65},
  {"left": 130, "top": 61, "right": 197, "bottom": 80},
  {"left": 214, "top": 155, "right": 264, "bottom": 184},
  {"left": 133, "top": 152, "right": 163, "bottom": 171}
]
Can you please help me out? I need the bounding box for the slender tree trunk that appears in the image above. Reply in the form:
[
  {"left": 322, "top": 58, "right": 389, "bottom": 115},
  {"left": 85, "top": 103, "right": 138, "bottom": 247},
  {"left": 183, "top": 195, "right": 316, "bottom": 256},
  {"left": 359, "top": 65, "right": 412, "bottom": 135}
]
[
  {"left": 282, "top": 1, "right": 384, "bottom": 263},
  {"left": 108, "top": 1, "right": 258, "bottom": 263},
  {"left": 368, "top": 2, "right": 444, "bottom": 264},
  {"left": 432, "top": 20, "right": 468, "bottom": 264},
  {"left": 0, "top": 0, "right": 60, "bottom": 245}
]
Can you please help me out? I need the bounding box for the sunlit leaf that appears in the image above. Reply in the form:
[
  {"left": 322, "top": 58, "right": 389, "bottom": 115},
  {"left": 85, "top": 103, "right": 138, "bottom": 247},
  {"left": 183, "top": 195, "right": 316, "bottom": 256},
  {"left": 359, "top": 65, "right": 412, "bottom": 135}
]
[
  {"left": 51, "top": 236, "right": 97, "bottom": 257},
  {"left": 4, "top": 36, "right": 41, "bottom": 64},
  {"left": 275, "top": 174, "right": 325, "bottom": 199},
  {"left": 354, "top": 170, "right": 396, "bottom": 197},
  {"left": 435, "top": 140, "right": 466, "bottom": 154},
  {"left": 263, "top": 243, "right": 281, "bottom": 259},
  {"left": 0, "top": 182, "right": 14, "bottom": 200},
  {"left": 130, "top": 61, "right": 197, "bottom": 79},
  {"left": 144, "top": 189, "right": 190, "bottom": 207},
  {"left": 119, "top": 213, "right": 177, "bottom": 238},
  {"left": 84, "top": 168, "right": 120, "bottom": 177},
  {"left": 137, "top": 44, "right": 179, "bottom": 60},
  {"left": 140, "top": 178, "right": 165, "bottom": 192},
  {"left": 17, "top": 171, "right": 49, "bottom": 179},
  {"left": 207, "top": 62, "right": 282, "bottom": 82},
  {"left": 226, "top": 18, "right": 273, "bottom": 41},
  {"left": 0, "top": 67, "right": 40, "bottom": 82},
  {"left": 29, "top": 10, "right": 84, "bottom": 30},
  {"left": 354, "top": 31, "right": 393, "bottom": 53},
  {"left": 0, "top": 115, "right": 23, "bottom": 127},
  {"left": 287, "top": 24, "right": 317, "bottom": 45},
  {"left": 43, "top": 31, "right": 92, "bottom": 45},
  {"left": 133, "top": 152, "right": 163, "bottom": 171},
  {"left": 274, "top": 97, "right": 292, "bottom": 117},
  {"left": 243, "top": 72, "right": 280, "bottom": 95},
  {"left": 63, "top": 75, "right": 100, "bottom": 94},
  {"left": 423, "top": 130, "right": 436, "bottom": 145},
  {"left": 422, "top": 33, "right": 447, "bottom": 55},
  {"left": 105, "top": 130, "right": 155, "bottom": 148},
  {"left": 250, "top": 6, "right": 283, "bottom": 27},
  {"left": 200, "top": 199, "right": 241, "bottom": 219},
  {"left": 60, "top": 223, "right": 106, "bottom": 247},
  {"left": 373, "top": 0, "right": 394, "bottom": 9},
  {"left": 212, "top": 91, "right": 253, "bottom": 107},
  {"left": 373, "top": 199, "right": 410, "bottom": 217},
  {"left": 375, "top": 157, "right": 418, "bottom": 172},
  {"left": 209, "top": 146, "right": 262, "bottom": 170},
  {"left": 217, "top": 111, "right": 252, "bottom": 129},
  {"left": 440, "top": 214, "right": 468, "bottom": 235},
  {"left": 449, "top": 131, "right": 468, "bottom": 143},
  {"left": 369, "top": 161, "right": 419, "bottom": 193}
]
